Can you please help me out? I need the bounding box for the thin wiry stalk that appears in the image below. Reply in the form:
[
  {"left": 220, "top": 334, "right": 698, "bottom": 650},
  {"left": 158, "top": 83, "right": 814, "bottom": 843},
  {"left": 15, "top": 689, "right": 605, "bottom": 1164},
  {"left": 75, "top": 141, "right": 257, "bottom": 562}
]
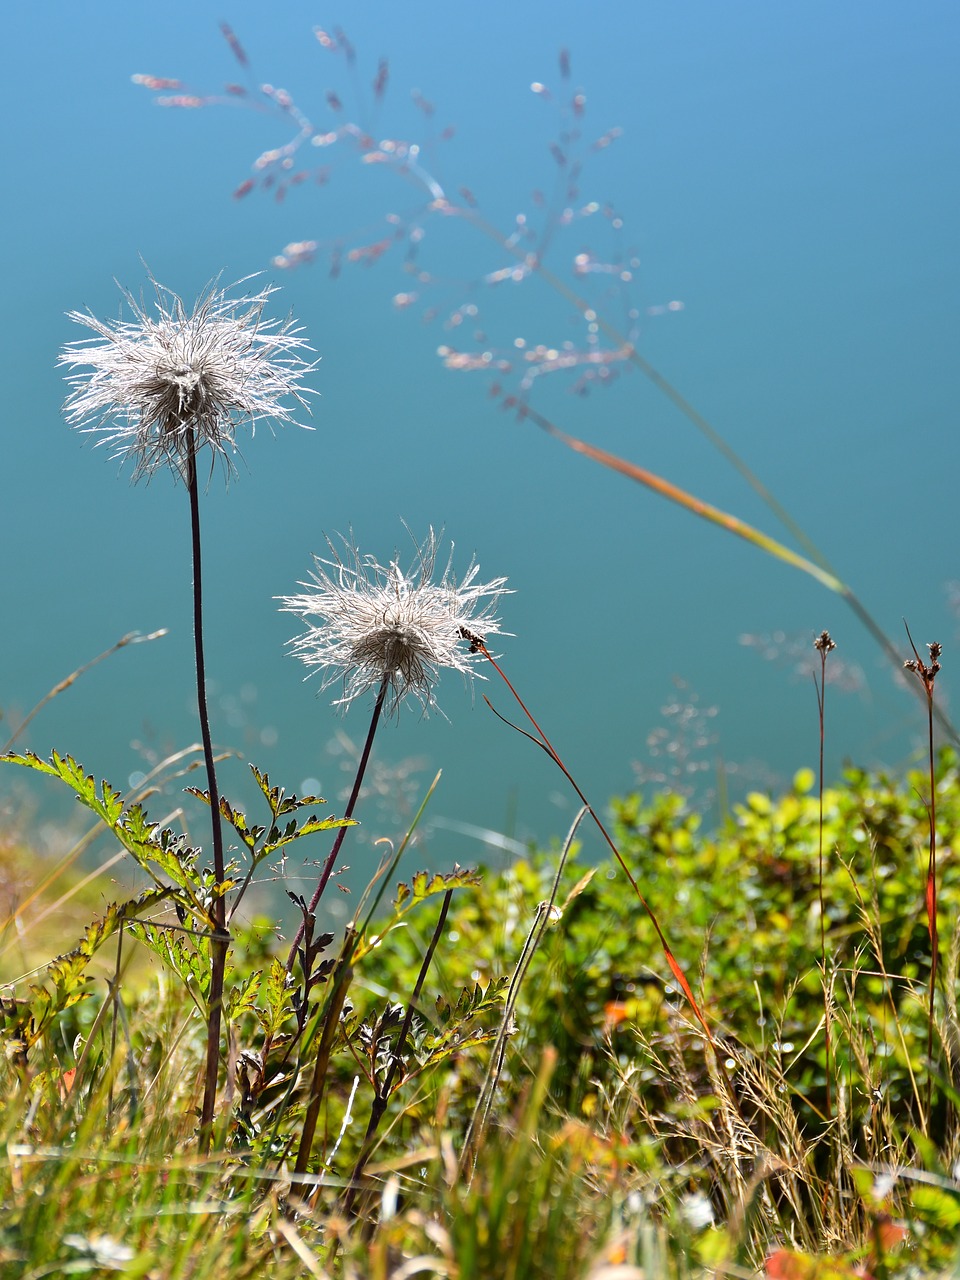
[
  {"left": 279, "top": 527, "right": 507, "bottom": 976},
  {"left": 814, "top": 630, "right": 836, "bottom": 1124},
  {"left": 59, "top": 273, "right": 316, "bottom": 1152},
  {"left": 107, "top": 926, "right": 123, "bottom": 1125},
  {"left": 903, "top": 624, "right": 942, "bottom": 1128},
  {"left": 511, "top": 399, "right": 960, "bottom": 745},
  {"left": 454, "top": 195, "right": 960, "bottom": 739},
  {"left": 464, "top": 631, "right": 712, "bottom": 1043},
  {"left": 845, "top": 862, "right": 926, "bottom": 1123},
  {"left": 186, "top": 434, "right": 229, "bottom": 1154},
  {"left": 343, "top": 886, "right": 455, "bottom": 1216},
  {"left": 460, "top": 805, "right": 587, "bottom": 1181},
  {"left": 1, "top": 630, "right": 167, "bottom": 753},
  {"left": 262, "top": 777, "right": 441, "bottom": 1166},
  {"left": 291, "top": 925, "right": 358, "bottom": 1189},
  {"left": 70, "top": 936, "right": 133, "bottom": 1112},
  {"left": 285, "top": 672, "right": 389, "bottom": 975},
  {"left": 925, "top": 677, "right": 939, "bottom": 1121}
]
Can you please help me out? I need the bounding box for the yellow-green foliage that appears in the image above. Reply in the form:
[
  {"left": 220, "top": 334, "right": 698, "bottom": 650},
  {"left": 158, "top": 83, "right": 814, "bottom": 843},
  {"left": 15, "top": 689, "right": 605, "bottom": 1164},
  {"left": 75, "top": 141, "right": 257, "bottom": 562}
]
[{"left": 3, "top": 753, "right": 960, "bottom": 1276}]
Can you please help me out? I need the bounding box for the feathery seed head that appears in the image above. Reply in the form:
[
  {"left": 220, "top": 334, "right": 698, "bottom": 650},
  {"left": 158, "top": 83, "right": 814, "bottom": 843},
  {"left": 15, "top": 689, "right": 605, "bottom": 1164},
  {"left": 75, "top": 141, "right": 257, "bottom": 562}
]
[
  {"left": 279, "top": 528, "right": 509, "bottom": 716},
  {"left": 58, "top": 274, "right": 317, "bottom": 483}
]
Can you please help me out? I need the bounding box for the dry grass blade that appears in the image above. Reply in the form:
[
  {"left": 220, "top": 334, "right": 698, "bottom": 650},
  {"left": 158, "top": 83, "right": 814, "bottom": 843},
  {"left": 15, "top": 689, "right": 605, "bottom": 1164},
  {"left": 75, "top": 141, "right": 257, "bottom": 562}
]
[{"left": 2, "top": 629, "right": 168, "bottom": 753}]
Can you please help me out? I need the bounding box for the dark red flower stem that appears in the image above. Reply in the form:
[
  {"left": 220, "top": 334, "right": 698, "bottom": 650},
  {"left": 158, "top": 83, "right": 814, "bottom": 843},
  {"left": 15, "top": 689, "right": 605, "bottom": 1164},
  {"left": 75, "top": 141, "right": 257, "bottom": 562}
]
[
  {"left": 285, "top": 671, "right": 390, "bottom": 974},
  {"left": 184, "top": 433, "right": 229, "bottom": 1154}
]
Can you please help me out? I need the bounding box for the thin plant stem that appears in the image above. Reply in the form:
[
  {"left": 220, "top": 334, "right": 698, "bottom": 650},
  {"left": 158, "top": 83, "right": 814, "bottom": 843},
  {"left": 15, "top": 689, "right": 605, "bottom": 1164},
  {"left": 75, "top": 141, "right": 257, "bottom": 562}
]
[
  {"left": 926, "top": 714, "right": 939, "bottom": 971},
  {"left": 107, "top": 925, "right": 123, "bottom": 1125},
  {"left": 263, "top": 775, "right": 441, "bottom": 1166},
  {"left": 464, "top": 633, "right": 712, "bottom": 1043},
  {"left": 184, "top": 432, "right": 229, "bottom": 1154},
  {"left": 509, "top": 237, "right": 960, "bottom": 739},
  {"left": 843, "top": 593, "right": 954, "bottom": 745},
  {"left": 903, "top": 623, "right": 942, "bottom": 1128},
  {"left": 72, "top": 932, "right": 130, "bottom": 1100},
  {"left": 291, "top": 925, "right": 358, "bottom": 1190},
  {"left": 285, "top": 671, "right": 390, "bottom": 975},
  {"left": 2, "top": 630, "right": 167, "bottom": 753},
  {"left": 461, "top": 805, "right": 587, "bottom": 1181},
  {"left": 813, "top": 630, "right": 835, "bottom": 1124},
  {"left": 926, "top": 682, "right": 938, "bottom": 1130},
  {"left": 511, "top": 399, "right": 959, "bottom": 744},
  {"left": 343, "top": 886, "right": 454, "bottom": 1217}
]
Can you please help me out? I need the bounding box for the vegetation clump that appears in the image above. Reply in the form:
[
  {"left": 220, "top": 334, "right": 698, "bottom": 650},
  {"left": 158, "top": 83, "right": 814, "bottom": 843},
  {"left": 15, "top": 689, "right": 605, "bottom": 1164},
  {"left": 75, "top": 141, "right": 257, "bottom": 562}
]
[{"left": 2, "top": 752, "right": 959, "bottom": 1277}]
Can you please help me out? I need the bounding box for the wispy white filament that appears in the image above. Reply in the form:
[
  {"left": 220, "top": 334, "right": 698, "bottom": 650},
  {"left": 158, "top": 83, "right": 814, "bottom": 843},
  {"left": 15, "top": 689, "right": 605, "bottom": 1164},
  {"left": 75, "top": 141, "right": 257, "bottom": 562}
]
[
  {"left": 59, "top": 274, "right": 317, "bottom": 482},
  {"left": 279, "top": 529, "right": 509, "bottom": 716}
]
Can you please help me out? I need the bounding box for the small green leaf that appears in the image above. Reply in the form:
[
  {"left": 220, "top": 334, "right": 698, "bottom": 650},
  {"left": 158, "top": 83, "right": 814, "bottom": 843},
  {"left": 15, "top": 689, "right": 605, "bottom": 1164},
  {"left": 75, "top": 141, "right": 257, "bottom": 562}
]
[
  {"left": 227, "top": 969, "right": 263, "bottom": 1020},
  {"left": 261, "top": 957, "right": 297, "bottom": 1036},
  {"left": 396, "top": 867, "right": 482, "bottom": 912}
]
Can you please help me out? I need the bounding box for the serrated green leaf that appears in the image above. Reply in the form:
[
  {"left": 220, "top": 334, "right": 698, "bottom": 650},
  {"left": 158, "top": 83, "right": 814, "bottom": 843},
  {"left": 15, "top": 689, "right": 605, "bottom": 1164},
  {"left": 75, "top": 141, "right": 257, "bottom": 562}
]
[
  {"left": 188, "top": 787, "right": 264, "bottom": 855},
  {"left": 417, "top": 1025, "right": 502, "bottom": 1071},
  {"left": 253, "top": 815, "right": 355, "bottom": 865},
  {"left": 0, "top": 748, "right": 59, "bottom": 778},
  {"left": 260, "top": 957, "right": 297, "bottom": 1037},
  {"left": 431, "top": 977, "right": 508, "bottom": 1052},
  {"left": 1, "top": 750, "right": 125, "bottom": 826},
  {"left": 187, "top": 764, "right": 352, "bottom": 871},
  {"left": 127, "top": 922, "right": 210, "bottom": 1004},
  {"left": 394, "top": 881, "right": 412, "bottom": 908},
  {"left": 1, "top": 752, "right": 205, "bottom": 908},
  {"left": 251, "top": 762, "right": 332, "bottom": 819},
  {"left": 395, "top": 866, "right": 481, "bottom": 912},
  {"left": 15, "top": 887, "right": 171, "bottom": 1046},
  {"left": 227, "top": 969, "right": 263, "bottom": 1020}
]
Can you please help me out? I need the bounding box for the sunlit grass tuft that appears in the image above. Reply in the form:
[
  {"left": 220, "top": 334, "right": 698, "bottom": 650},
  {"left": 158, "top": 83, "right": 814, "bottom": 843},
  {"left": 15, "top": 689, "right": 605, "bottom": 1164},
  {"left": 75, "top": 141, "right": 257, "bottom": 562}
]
[{"left": 4, "top": 748, "right": 960, "bottom": 1276}]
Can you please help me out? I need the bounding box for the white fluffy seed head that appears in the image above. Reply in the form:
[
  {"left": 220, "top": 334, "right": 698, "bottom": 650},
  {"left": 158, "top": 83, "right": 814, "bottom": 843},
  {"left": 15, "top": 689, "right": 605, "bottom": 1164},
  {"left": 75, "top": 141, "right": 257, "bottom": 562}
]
[
  {"left": 279, "top": 528, "right": 510, "bottom": 717},
  {"left": 58, "top": 274, "right": 318, "bottom": 483}
]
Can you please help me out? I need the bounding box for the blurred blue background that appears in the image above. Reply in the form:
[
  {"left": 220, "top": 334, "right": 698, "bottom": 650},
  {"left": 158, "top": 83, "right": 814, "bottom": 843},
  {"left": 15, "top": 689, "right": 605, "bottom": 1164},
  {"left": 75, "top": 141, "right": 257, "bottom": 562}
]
[{"left": 3, "top": 1, "right": 959, "bottom": 920}]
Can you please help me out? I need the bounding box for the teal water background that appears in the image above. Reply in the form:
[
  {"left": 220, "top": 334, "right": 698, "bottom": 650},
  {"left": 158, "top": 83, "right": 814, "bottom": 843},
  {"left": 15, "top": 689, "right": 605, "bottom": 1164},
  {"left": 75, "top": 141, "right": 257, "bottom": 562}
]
[{"left": 3, "top": 2, "right": 959, "bottom": 922}]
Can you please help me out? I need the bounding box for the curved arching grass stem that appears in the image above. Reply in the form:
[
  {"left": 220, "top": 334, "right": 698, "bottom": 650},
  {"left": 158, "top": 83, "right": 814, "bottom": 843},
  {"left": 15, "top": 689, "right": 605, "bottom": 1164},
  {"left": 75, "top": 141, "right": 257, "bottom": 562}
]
[
  {"left": 463, "top": 630, "right": 713, "bottom": 1044},
  {"left": 513, "top": 399, "right": 959, "bottom": 744}
]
